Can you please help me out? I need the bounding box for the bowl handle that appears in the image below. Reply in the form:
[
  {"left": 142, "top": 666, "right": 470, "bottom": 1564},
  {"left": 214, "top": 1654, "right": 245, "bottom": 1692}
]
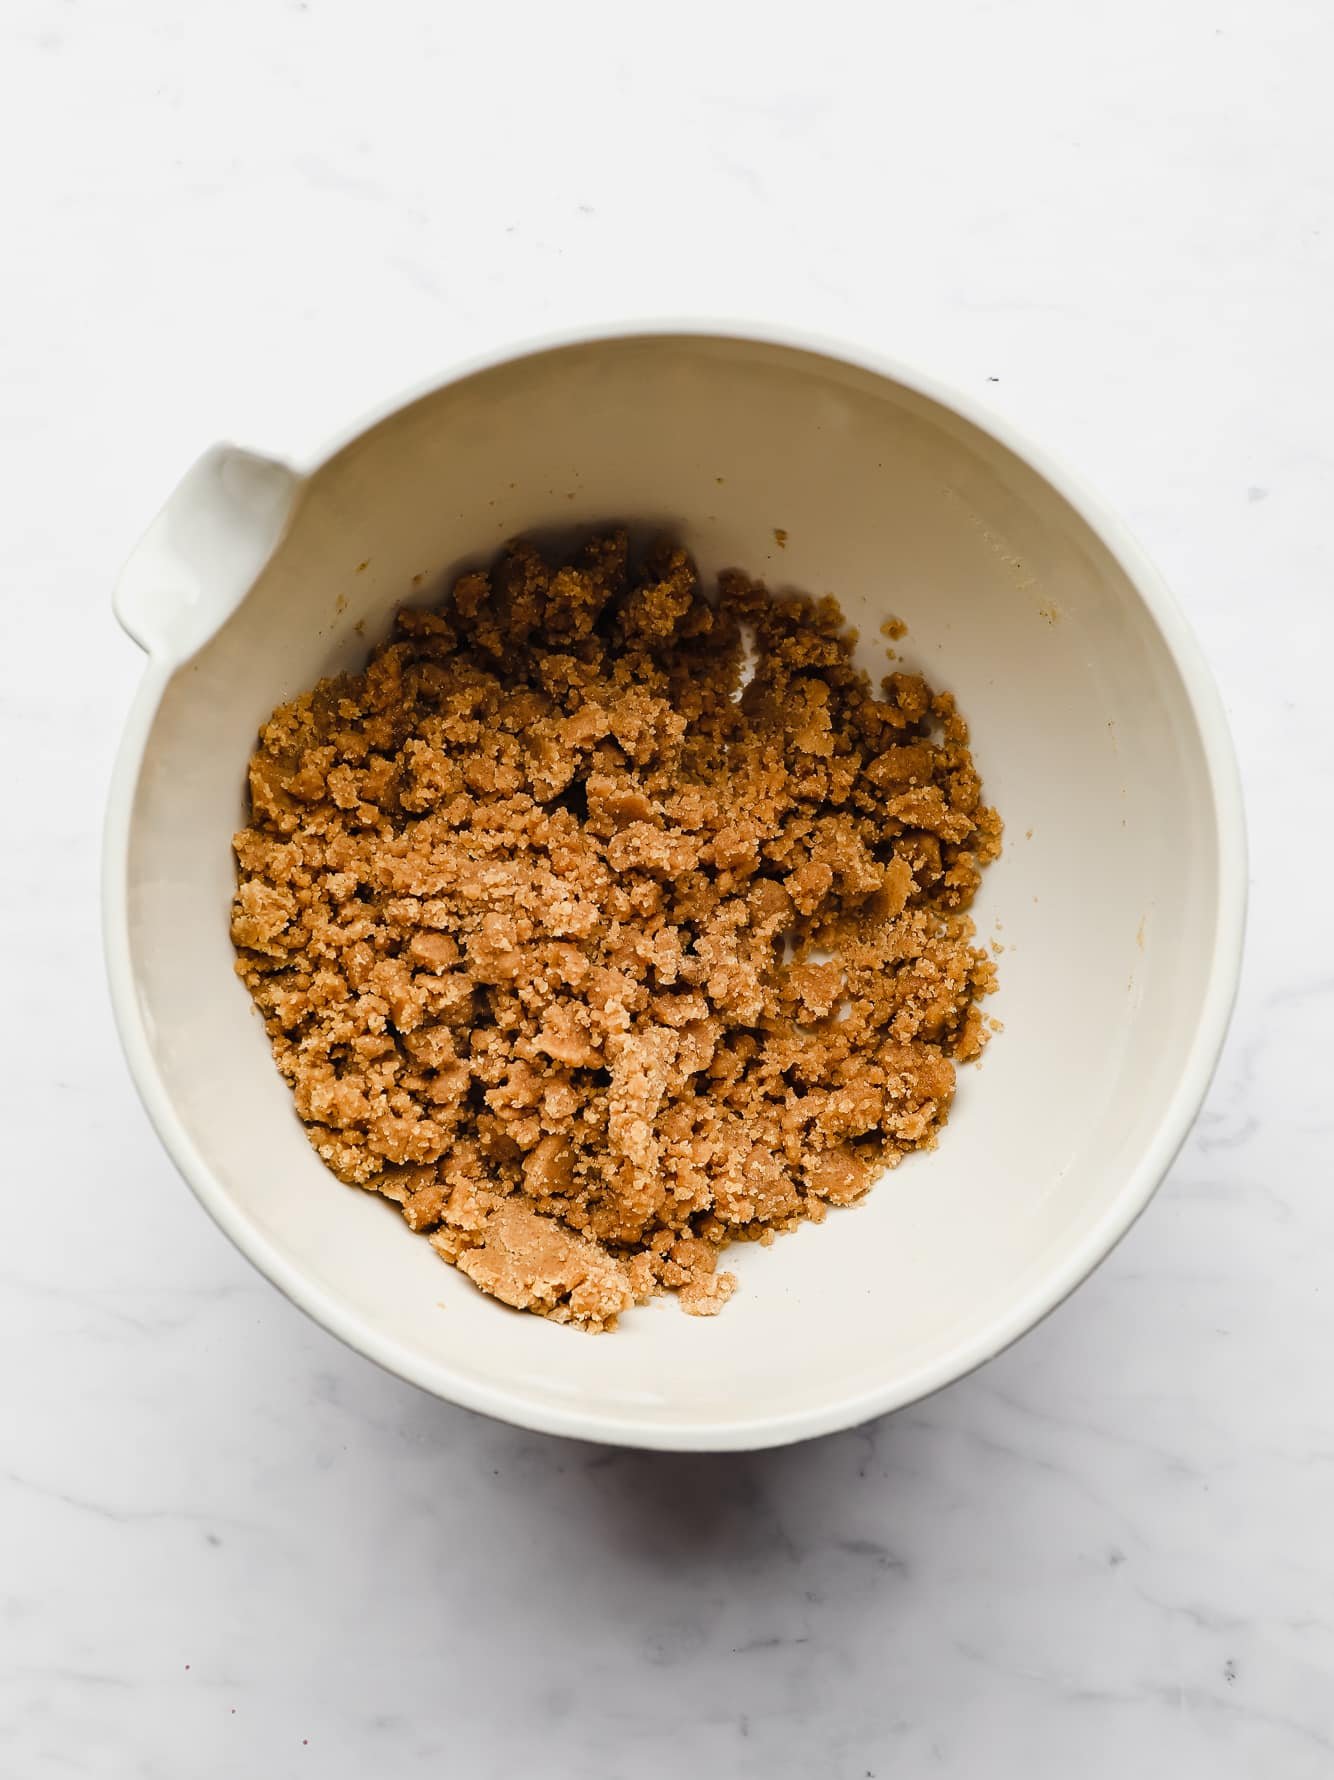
[{"left": 113, "top": 445, "right": 303, "bottom": 657}]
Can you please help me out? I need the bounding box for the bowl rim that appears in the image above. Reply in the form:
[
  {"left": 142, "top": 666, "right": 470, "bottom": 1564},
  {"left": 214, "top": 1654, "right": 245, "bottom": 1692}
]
[{"left": 103, "top": 318, "right": 1248, "bottom": 1451}]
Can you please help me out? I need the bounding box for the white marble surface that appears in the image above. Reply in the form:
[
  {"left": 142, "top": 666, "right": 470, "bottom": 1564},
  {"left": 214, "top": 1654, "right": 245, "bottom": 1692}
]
[{"left": 4, "top": 0, "right": 1332, "bottom": 1772}]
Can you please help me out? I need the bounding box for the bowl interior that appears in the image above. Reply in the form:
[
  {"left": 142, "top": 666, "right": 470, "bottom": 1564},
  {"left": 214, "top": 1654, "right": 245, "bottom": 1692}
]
[{"left": 122, "top": 334, "right": 1228, "bottom": 1444}]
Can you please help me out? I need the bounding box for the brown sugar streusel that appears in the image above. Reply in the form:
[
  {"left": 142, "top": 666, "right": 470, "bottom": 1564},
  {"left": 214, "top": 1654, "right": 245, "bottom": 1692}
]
[{"left": 230, "top": 532, "right": 1001, "bottom": 1330}]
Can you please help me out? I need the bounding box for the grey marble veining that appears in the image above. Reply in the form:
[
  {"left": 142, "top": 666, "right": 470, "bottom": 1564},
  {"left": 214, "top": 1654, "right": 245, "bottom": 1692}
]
[{"left": 4, "top": 0, "right": 1333, "bottom": 1773}]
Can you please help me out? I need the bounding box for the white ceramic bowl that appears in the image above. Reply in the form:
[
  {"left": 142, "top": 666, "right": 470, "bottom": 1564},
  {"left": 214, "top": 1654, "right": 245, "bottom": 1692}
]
[{"left": 105, "top": 324, "right": 1245, "bottom": 1450}]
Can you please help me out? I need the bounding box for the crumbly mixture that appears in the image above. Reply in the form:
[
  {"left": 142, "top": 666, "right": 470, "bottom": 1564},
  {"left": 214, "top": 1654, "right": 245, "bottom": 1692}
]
[{"left": 231, "top": 533, "right": 1000, "bottom": 1330}]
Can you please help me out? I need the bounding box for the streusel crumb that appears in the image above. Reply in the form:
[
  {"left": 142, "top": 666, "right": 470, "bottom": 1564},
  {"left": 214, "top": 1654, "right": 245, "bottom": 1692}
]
[{"left": 231, "top": 533, "right": 1000, "bottom": 1329}]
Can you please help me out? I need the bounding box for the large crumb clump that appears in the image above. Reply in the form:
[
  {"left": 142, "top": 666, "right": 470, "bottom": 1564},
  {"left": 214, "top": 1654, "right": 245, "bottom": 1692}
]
[{"left": 231, "top": 532, "right": 1001, "bottom": 1329}]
